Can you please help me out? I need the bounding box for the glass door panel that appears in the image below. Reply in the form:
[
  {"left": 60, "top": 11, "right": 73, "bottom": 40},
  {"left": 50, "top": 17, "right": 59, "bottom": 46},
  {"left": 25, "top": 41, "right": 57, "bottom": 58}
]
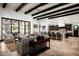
[
  {"left": 12, "top": 20, "right": 18, "bottom": 33},
  {"left": 2, "top": 19, "right": 11, "bottom": 40},
  {"left": 25, "top": 22, "right": 29, "bottom": 36},
  {"left": 1, "top": 18, "right": 31, "bottom": 40},
  {"left": 20, "top": 22, "right": 24, "bottom": 34},
  {"left": 25, "top": 22, "right": 30, "bottom": 36}
]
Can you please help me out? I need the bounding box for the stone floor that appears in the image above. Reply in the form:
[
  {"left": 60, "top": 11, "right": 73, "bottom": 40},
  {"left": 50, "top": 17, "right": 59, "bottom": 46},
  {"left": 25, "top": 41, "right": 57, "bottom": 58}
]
[
  {"left": 0, "top": 37, "right": 79, "bottom": 56},
  {"left": 39, "top": 37, "right": 79, "bottom": 56},
  {"left": 0, "top": 41, "right": 19, "bottom": 56}
]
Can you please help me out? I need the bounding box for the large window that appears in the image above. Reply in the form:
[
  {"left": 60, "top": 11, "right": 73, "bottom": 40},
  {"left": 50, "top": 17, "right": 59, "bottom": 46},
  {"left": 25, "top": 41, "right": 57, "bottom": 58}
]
[
  {"left": 25, "top": 22, "right": 30, "bottom": 36},
  {"left": 12, "top": 20, "right": 18, "bottom": 33},
  {"left": 2, "top": 19, "right": 11, "bottom": 39},
  {"left": 1, "top": 17, "right": 31, "bottom": 40},
  {"left": 19, "top": 22, "right": 24, "bottom": 34}
]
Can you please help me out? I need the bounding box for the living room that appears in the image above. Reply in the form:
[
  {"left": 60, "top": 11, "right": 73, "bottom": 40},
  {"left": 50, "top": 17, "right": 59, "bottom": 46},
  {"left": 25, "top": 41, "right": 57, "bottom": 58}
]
[{"left": 0, "top": 3, "right": 79, "bottom": 56}]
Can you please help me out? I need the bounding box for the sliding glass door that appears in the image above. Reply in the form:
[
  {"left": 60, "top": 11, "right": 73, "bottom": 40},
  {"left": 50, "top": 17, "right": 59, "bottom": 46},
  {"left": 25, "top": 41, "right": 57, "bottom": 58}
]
[
  {"left": 12, "top": 20, "right": 18, "bottom": 33},
  {"left": 2, "top": 19, "right": 11, "bottom": 40},
  {"left": 25, "top": 22, "right": 30, "bottom": 36},
  {"left": 1, "top": 17, "right": 31, "bottom": 40},
  {"left": 19, "top": 22, "right": 30, "bottom": 36},
  {"left": 19, "top": 22, "right": 24, "bottom": 34}
]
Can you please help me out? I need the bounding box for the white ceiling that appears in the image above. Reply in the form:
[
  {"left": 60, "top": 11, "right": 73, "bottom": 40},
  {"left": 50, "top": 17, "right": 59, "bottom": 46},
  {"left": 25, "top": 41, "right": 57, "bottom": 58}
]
[
  {"left": 20, "top": 3, "right": 40, "bottom": 13},
  {"left": 7, "top": 3, "right": 21, "bottom": 10},
  {"left": 0, "top": 3, "right": 78, "bottom": 20},
  {"left": 30, "top": 3, "right": 58, "bottom": 14},
  {"left": 0, "top": 3, "right": 59, "bottom": 14},
  {"left": 34, "top": 4, "right": 79, "bottom": 19}
]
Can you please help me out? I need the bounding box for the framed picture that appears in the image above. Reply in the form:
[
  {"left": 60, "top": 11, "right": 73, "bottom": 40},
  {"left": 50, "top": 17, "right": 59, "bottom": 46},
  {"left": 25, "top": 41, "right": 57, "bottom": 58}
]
[
  {"left": 33, "top": 24, "right": 38, "bottom": 29},
  {"left": 42, "top": 25, "right": 46, "bottom": 30}
]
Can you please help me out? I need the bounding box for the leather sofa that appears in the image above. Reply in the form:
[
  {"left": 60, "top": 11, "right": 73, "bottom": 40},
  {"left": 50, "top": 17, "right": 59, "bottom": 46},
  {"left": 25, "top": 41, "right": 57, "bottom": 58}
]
[{"left": 16, "top": 35, "right": 36, "bottom": 56}]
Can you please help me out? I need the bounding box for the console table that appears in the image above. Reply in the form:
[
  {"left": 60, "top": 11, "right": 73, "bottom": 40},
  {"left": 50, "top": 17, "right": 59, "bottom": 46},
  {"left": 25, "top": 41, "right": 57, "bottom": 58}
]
[{"left": 29, "top": 38, "right": 50, "bottom": 55}]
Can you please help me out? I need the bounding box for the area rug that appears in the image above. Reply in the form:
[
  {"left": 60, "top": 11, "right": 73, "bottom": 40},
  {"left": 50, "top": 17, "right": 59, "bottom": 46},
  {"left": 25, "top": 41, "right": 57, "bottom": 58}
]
[{"left": 5, "top": 43, "right": 17, "bottom": 52}]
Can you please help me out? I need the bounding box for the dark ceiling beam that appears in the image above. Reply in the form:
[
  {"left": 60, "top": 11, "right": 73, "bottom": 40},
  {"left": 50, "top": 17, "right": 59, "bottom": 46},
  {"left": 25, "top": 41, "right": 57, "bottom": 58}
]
[
  {"left": 32, "top": 3, "right": 69, "bottom": 16},
  {"left": 25, "top": 3, "right": 48, "bottom": 14},
  {"left": 2, "top": 3, "right": 7, "bottom": 8},
  {"left": 16, "top": 3, "right": 28, "bottom": 12},
  {"left": 36, "top": 8, "right": 79, "bottom": 20},
  {"left": 34, "top": 3, "right": 79, "bottom": 19},
  {"left": 48, "top": 11, "right": 79, "bottom": 19}
]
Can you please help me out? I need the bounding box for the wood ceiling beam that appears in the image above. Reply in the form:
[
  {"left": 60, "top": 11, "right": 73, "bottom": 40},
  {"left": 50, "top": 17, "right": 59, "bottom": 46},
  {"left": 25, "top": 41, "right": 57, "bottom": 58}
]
[
  {"left": 16, "top": 3, "right": 28, "bottom": 12},
  {"left": 2, "top": 3, "right": 7, "bottom": 8},
  {"left": 34, "top": 3, "right": 79, "bottom": 19},
  {"left": 36, "top": 8, "right": 79, "bottom": 20},
  {"left": 32, "top": 3, "right": 69, "bottom": 16},
  {"left": 48, "top": 11, "right": 79, "bottom": 19},
  {"left": 25, "top": 3, "right": 48, "bottom": 14}
]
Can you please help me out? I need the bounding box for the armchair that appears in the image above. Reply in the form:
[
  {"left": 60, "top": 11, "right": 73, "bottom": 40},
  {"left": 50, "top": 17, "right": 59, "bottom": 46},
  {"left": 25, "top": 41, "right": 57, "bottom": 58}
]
[
  {"left": 56, "top": 32, "right": 63, "bottom": 40},
  {"left": 4, "top": 34, "right": 15, "bottom": 43},
  {"left": 51, "top": 32, "right": 56, "bottom": 40}
]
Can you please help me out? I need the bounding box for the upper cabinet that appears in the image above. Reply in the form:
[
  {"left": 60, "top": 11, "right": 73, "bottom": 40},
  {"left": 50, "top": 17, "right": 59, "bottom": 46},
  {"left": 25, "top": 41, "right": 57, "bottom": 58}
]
[{"left": 65, "top": 24, "right": 72, "bottom": 31}]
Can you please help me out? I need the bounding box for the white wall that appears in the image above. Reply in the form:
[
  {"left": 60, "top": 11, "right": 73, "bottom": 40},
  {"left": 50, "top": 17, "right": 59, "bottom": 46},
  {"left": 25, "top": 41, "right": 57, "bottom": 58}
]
[
  {"left": 0, "top": 18, "right": 1, "bottom": 40},
  {"left": 0, "top": 5, "right": 39, "bottom": 40},
  {"left": 0, "top": 4, "right": 79, "bottom": 40},
  {"left": 39, "top": 14, "right": 79, "bottom": 32}
]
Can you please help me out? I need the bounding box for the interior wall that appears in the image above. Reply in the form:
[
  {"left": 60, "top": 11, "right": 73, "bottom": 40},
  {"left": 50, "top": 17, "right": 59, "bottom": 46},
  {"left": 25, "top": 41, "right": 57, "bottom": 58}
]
[
  {"left": 0, "top": 18, "right": 1, "bottom": 40},
  {"left": 0, "top": 5, "right": 39, "bottom": 40},
  {"left": 39, "top": 14, "right": 79, "bottom": 32}
]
